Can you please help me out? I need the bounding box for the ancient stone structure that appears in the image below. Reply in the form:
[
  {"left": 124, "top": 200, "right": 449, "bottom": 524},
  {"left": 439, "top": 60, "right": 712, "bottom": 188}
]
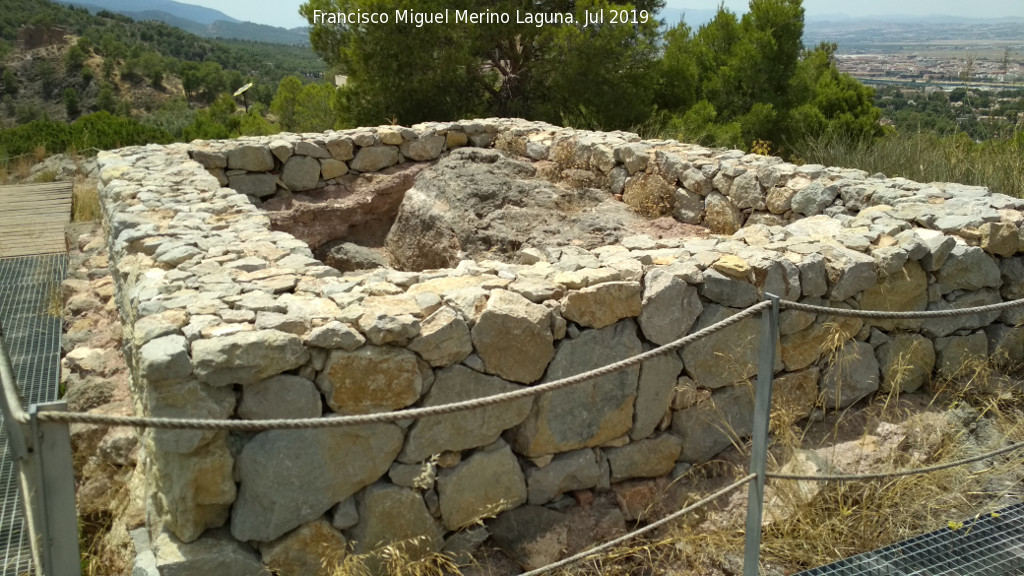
[{"left": 93, "top": 119, "right": 1024, "bottom": 575}]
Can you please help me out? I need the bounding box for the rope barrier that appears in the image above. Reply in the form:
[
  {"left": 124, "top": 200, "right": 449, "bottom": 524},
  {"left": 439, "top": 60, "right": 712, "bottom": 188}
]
[
  {"left": 779, "top": 297, "right": 1024, "bottom": 318},
  {"left": 520, "top": 473, "right": 757, "bottom": 576},
  {"left": 768, "top": 439, "right": 1024, "bottom": 482},
  {"left": 26, "top": 301, "right": 773, "bottom": 430}
]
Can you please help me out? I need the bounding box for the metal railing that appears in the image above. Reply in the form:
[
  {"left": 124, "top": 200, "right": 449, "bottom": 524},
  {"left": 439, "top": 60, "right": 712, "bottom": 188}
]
[{"left": 2, "top": 295, "right": 1024, "bottom": 576}]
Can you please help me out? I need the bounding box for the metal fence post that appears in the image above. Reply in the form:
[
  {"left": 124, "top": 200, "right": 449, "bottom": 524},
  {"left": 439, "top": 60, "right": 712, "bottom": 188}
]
[
  {"left": 29, "top": 402, "right": 82, "bottom": 576},
  {"left": 742, "top": 293, "right": 780, "bottom": 576}
]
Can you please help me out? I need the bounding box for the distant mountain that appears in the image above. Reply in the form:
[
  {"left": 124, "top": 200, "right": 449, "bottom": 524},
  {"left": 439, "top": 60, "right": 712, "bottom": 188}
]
[
  {"left": 56, "top": 0, "right": 310, "bottom": 45},
  {"left": 56, "top": 0, "right": 238, "bottom": 25}
]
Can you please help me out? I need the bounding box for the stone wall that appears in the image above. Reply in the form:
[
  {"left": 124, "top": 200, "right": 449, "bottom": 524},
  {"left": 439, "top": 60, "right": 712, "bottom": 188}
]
[{"left": 94, "top": 119, "right": 1024, "bottom": 575}]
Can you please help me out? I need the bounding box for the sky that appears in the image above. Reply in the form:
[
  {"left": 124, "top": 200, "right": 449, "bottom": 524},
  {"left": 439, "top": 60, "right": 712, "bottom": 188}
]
[{"left": 186, "top": 0, "right": 1024, "bottom": 29}]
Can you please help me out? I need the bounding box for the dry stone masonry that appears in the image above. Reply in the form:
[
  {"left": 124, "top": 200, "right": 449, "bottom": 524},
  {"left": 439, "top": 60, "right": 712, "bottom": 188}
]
[{"left": 94, "top": 118, "right": 1024, "bottom": 575}]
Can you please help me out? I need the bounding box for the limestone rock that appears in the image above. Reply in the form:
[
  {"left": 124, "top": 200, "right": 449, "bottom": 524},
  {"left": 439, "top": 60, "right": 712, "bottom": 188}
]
[
  {"left": 704, "top": 191, "right": 743, "bottom": 234},
  {"left": 238, "top": 375, "right": 322, "bottom": 420},
  {"left": 934, "top": 332, "right": 989, "bottom": 380},
  {"left": 979, "top": 222, "right": 1019, "bottom": 257},
  {"left": 791, "top": 181, "right": 837, "bottom": 216},
  {"left": 921, "top": 289, "right": 1002, "bottom": 338},
  {"left": 139, "top": 334, "right": 191, "bottom": 387},
  {"left": 319, "top": 159, "right": 348, "bottom": 180},
  {"left": 605, "top": 434, "right": 683, "bottom": 482},
  {"left": 192, "top": 330, "right": 309, "bottom": 386},
  {"left": 357, "top": 311, "right": 420, "bottom": 346},
  {"left": 227, "top": 145, "right": 274, "bottom": 171},
  {"left": 935, "top": 245, "right": 1001, "bottom": 294},
  {"left": 152, "top": 438, "right": 236, "bottom": 543},
  {"left": 316, "top": 346, "right": 422, "bottom": 414},
  {"left": 771, "top": 367, "right": 819, "bottom": 422},
  {"left": 638, "top": 268, "right": 702, "bottom": 345},
  {"left": 700, "top": 269, "right": 758, "bottom": 308},
  {"left": 821, "top": 340, "right": 880, "bottom": 409},
  {"left": 820, "top": 244, "right": 877, "bottom": 301},
  {"left": 281, "top": 155, "right": 320, "bottom": 192},
  {"left": 728, "top": 171, "right": 766, "bottom": 210},
  {"left": 323, "top": 243, "right": 388, "bottom": 272},
  {"left": 400, "top": 134, "right": 446, "bottom": 161},
  {"left": 437, "top": 441, "right": 527, "bottom": 531},
  {"left": 673, "top": 383, "right": 754, "bottom": 463},
  {"left": 305, "top": 321, "right": 365, "bottom": 350},
  {"left": 525, "top": 449, "right": 601, "bottom": 505},
  {"left": 631, "top": 352, "right": 684, "bottom": 440},
  {"left": 399, "top": 365, "right": 532, "bottom": 463},
  {"left": 349, "top": 484, "right": 444, "bottom": 558},
  {"left": 986, "top": 323, "right": 1024, "bottom": 368},
  {"left": 876, "top": 333, "right": 934, "bottom": 393},
  {"left": 561, "top": 281, "right": 642, "bottom": 329},
  {"left": 860, "top": 261, "right": 927, "bottom": 330},
  {"left": 509, "top": 321, "right": 642, "bottom": 457},
  {"left": 349, "top": 145, "right": 399, "bottom": 172},
  {"left": 261, "top": 520, "right": 347, "bottom": 576},
  {"left": 153, "top": 528, "right": 268, "bottom": 576},
  {"left": 682, "top": 304, "right": 781, "bottom": 389},
  {"left": 408, "top": 306, "right": 473, "bottom": 368},
  {"left": 471, "top": 290, "right": 554, "bottom": 383},
  {"left": 487, "top": 506, "right": 569, "bottom": 571},
  {"left": 231, "top": 423, "right": 404, "bottom": 542}
]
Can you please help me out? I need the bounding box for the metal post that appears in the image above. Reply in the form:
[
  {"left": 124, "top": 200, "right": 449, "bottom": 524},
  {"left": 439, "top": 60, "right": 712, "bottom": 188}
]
[
  {"left": 0, "top": 327, "right": 29, "bottom": 460},
  {"left": 742, "top": 293, "right": 780, "bottom": 576},
  {"left": 29, "top": 402, "right": 82, "bottom": 576}
]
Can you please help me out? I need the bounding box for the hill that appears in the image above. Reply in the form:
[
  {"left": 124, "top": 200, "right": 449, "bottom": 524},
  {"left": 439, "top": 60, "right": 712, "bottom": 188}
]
[{"left": 54, "top": 0, "right": 309, "bottom": 45}]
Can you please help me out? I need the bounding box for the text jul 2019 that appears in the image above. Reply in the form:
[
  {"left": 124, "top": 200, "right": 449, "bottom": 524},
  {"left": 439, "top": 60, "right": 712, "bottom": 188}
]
[{"left": 310, "top": 8, "right": 652, "bottom": 28}]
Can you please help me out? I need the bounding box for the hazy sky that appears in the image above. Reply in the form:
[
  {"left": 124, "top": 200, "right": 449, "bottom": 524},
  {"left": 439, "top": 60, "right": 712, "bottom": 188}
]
[{"left": 189, "top": 0, "right": 1024, "bottom": 29}]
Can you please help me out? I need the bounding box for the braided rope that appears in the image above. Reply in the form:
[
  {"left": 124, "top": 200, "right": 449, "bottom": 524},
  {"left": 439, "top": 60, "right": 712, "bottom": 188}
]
[
  {"left": 29, "top": 301, "right": 773, "bottom": 430},
  {"left": 779, "top": 297, "right": 1024, "bottom": 319},
  {"left": 768, "top": 439, "right": 1024, "bottom": 482},
  {"left": 519, "top": 474, "right": 756, "bottom": 576}
]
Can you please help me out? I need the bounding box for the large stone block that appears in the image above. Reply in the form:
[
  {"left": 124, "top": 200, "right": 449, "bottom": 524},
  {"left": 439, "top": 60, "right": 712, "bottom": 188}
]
[
  {"left": 238, "top": 375, "right": 322, "bottom": 420},
  {"left": 860, "top": 261, "right": 927, "bottom": 330},
  {"left": 631, "top": 351, "right": 684, "bottom": 440},
  {"left": 921, "top": 289, "right": 1002, "bottom": 338},
  {"left": 407, "top": 306, "right": 472, "bottom": 367},
  {"left": 400, "top": 134, "right": 446, "bottom": 161},
  {"left": 821, "top": 244, "right": 877, "bottom": 302},
  {"left": 821, "top": 340, "right": 880, "bottom": 409},
  {"left": 281, "top": 155, "right": 321, "bottom": 192},
  {"left": 525, "top": 449, "right": 601, "bottom": 505},
  {"left": 487, "top": 506, "right": 569, "bottom": 571},
  {"left": 139, "top": 334, "right": 192, "bottom": 387},
  {"left": 935, "top": 244, "right": 1002, "bottom": 294},
  {"left": 192, "top": 330, "right": 309, "bottom": 386},
  {"left": 771, "top": 367, "right": 819, "bottom": 422},
  {"left": 227, "top": 145, "right": 274, "bottom": 171},
  {"left": 437, "top": 440, "right": 527, "bottom": 531},
  {"left": 399, "top": 365, "right": 532, "bottom": 463},
  {"left": 316, "top": 346, "right": 422, "bottom": 414},
  {"left": 682, "top": 304, "right": 781, "bottom": 389},
  {"left": 638, "top": 269, "right": 702, "bottom": 345},
  {"left": 605, "top": 434, "right": 683, "bottom": 482},
  {"left": 151, "top": 437, "right": 236, "bottom": 543},
  {"left": 471, "top": 290, "right": 554, "bottom": 384},
  {"left": 153, "top": 528, "right": 268, "bottom": 576},
  {"left": 349, "top": 145, "right": 399, "bottom": 172},
  {"left": 672, "top": 383, "right": 754, "bottom": 463},
  {"left": 561, "top": 281, "right": 642, "bottom": 329},
  {"left": 509, "top": 321, "right": 642, "bottom": 457},
  {"left": 349, "top": 484, "right": 444, "bottom": 558},
  {"left": 231, "top": 423, "right": 404, "bottom": 542},
  {"left": 876, "top": 333, "right": 934, "bottom": 393},
  {"left": 986, "top": 323, "right": 1024, "bottom": 368},
  {"left": 261, "top": 520, "right": 347, "bottom": 576},
  {"left": 934, "top": 332, "right": 989, "bottom": 380}
]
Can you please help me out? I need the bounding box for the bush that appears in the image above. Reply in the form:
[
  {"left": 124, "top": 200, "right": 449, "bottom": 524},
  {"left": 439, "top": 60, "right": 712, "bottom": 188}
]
[{"left": 0, "top": 112, "right": 172, "bottom": 157}]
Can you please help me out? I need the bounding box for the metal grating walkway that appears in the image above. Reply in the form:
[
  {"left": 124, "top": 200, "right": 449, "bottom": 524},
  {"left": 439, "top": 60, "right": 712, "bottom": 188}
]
[
  {"left": 0, "top": 255, "right": 67, "bottom": 576},
  {"left": 796, "top": 501, "right": 1024, "bottom": 576}
]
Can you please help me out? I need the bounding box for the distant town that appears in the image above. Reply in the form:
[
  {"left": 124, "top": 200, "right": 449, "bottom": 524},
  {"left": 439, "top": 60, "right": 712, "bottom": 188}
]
[{"left": 836, "top": 53, "right": 1024, "bottom": 90}]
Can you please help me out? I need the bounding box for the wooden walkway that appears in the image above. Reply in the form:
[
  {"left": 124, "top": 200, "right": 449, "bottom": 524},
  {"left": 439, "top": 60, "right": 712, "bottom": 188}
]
[{"left": 0, "top": 182, "right": 73, "bottom": 258}]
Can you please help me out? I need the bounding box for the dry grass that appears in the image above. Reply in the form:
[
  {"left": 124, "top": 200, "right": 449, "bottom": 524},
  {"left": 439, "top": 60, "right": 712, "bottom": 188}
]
[
  {"left": 328, "top": 539, "right": 461, "bottom": 576},
  {"left": 72, "top": 178, "right": 101, "bottom": 222}
]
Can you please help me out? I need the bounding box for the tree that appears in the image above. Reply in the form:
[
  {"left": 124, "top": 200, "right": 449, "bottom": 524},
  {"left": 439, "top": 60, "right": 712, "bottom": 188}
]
[
  {"left": 2, "top": 68, "right": 16, "bottom": 96},
  {"left": 95, "top": 82, "right": 117, "bottom": 113},
  {"left": 65, "top": 44, "right": 88, "bottom": 73},
  {"left": 63, "top": 87, "right": 80, "bottom": 118},
  {"left": 270, "top": 76, "right": 303, "bottom": 132},
  {"left": 294, "top": 82, "right": 337, "bottom": 132},
  {"left": 301, "top": 0, "right": 665, "bottom": 128}
]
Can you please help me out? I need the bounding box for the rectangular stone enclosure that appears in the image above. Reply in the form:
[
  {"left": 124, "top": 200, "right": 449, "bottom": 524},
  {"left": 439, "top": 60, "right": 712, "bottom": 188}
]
[{"left": 94, "top": 118, "right": 1024, "bottom": 574}]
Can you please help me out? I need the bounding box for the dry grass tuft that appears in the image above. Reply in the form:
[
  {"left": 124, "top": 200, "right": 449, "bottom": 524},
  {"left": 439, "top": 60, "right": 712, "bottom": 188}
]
[{"left": 73, "top": 177, "right": 102, "bottom": 222}]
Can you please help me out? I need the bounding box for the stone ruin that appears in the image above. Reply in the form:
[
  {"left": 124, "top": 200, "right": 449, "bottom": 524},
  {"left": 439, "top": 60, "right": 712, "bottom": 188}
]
[{"left": 92, "top": 118, "right": 1024, "bottom": 575}]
